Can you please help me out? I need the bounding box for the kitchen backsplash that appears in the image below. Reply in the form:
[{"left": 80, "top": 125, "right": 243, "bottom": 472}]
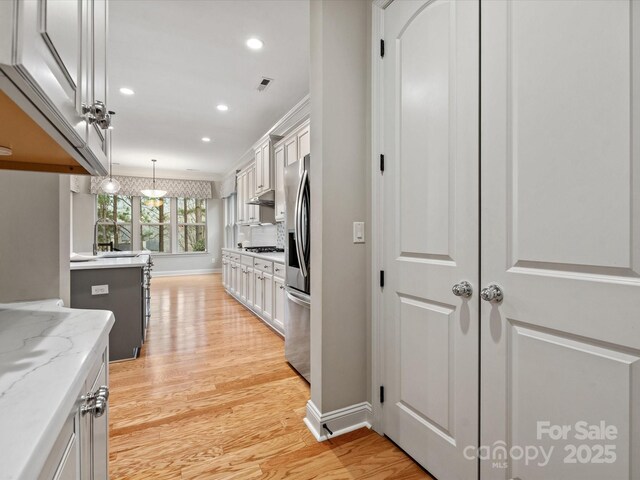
[
  {"left": 249, "top": 224, "right": 276, "bottom": 247},
  {"left": 276, "top": 222, "right": 285, "bottom": 249},
  {"left": 236, "top": 222, "right": 284, "bottom": 248}
]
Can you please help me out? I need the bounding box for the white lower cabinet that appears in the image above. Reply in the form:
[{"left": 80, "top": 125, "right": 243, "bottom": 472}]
[
  {"left": 222, "top": 251, "right": 285, "bottom": 335},
  {"left": 240, "top": 266, "right": 247, "bottom": 302},
  {"left": 246, "top": 267, "right": 255, "bottom": 307},
  {"left": 273, "top": 276, "right": 285, "bottom": 332},
  {"left": 254, "top": 270, "right": 264, "bottom": 313},
  {"left": 233, "top": 262, "right": 241, "bottom": 296},
  {"left": 38, "top": 348, "right": 109, "bottom": 480},
  {"left": 262, "top": 272, "right": 273, "bottom": 322}
]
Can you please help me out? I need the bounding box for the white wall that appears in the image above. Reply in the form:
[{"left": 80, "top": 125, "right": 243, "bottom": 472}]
[
  {"left": 71, "top": 176, "right": 224, "bottom": 275},
  {"left": 0, "top": 171, "right": 70, "bottom": 304},
  {"left": 310, "top": 0, "right": 370, "bottom": 413}
]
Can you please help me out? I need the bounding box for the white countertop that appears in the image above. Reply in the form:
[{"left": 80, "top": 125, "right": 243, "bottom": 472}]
[
  {"left": 222, "top": 248, "right": 285, "bottom": 263},
  {"left": 0, "top": 300, "right": 114, "bottom": 480},
  {"left": 70, "top": 253, "right": 151, "bottom": 270}
]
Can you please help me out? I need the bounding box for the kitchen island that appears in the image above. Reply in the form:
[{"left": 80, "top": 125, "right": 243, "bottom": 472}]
[
  {"left": 70, "top": 253, "right": 152, "bottom": 361},
  {"left": 0, "top": 300, "right": 113, "bottom": 480}
]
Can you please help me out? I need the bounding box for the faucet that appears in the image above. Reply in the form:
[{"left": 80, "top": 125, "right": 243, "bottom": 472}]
[{"left": 93, "top": 218, "right": 116, "bottom": 255}]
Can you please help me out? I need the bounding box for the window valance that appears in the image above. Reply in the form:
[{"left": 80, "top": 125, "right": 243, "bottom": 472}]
[{"left": 90, "top": 175, "right": 213, "bottom": 199}]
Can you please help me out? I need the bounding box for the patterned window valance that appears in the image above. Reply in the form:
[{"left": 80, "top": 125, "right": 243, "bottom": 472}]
[
  {"left": 90, "top": 175, "right": 213, "bottom": 199},
  {"left": 218, "top": 174, "right": 237, "bottom": 198}
]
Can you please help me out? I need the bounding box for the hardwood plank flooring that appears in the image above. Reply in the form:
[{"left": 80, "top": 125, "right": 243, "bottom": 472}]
[{"left": 109, "top": 274, "right": 431, "bottom": 479}]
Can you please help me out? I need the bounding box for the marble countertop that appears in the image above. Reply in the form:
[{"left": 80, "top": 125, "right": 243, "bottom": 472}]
[
  {"left": 0, "top": 300, "right": 114, "bottom": 480},
  {"left": 70, "top": 253, "right": 151, "bottom": 270},
  {"left": 222, "top": 248, "right": 285, "bottom": 263}
]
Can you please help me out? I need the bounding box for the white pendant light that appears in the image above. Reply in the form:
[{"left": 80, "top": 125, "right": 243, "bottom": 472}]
[
  {"left": 100, "top": 130, "right": 120, "bottom": 194},
  {"left": 141, "top": 159, "right": 167, "bottom": 198}
]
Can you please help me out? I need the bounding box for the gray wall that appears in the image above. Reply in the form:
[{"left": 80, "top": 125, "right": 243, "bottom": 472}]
[
  {"left": 310, "top": 0, "right": 371, "bottom": 412},
  {"left": 0, "top": 171, "right": 70, "bottom": 304},
  {"left": 71, "top": 176, "right": 224, "bottom": 275}
]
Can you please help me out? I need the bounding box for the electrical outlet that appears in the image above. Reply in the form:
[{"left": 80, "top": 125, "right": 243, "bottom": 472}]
[
  {"left": 353, "top": 222, "right": 365, "bottom": 243},
  {"left": 91, "top": 285, "right": 109, "bottom": 295}
]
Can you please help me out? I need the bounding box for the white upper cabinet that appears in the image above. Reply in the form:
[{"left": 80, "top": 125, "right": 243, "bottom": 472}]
[
  {"left": 274, "top": 144, "right": 286, "bottom": 221},
  {"left": 0, "top": 0, "right": 111, "bottom": 175},
  {"left": 260, "top": 141, "right": 271, "bottom": 192},
  {"left": 253, "top": 135, "right": 282, "bottom": 196},
  {"left": 297, "top": 122, "right": 310, "bottom": 161},
  {"left": 254, "top": 146, "right": 263, "bottom": 195},
  {"left": 83, "top": 0, "right": 109, "bottom": 168}
]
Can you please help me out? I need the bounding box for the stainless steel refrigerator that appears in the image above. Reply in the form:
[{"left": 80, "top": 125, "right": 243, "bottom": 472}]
[{"left": 284, "top": 153, "right": 310, "bottom": 382}]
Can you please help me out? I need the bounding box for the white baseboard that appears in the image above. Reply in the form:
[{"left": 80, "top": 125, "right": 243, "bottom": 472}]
[
  {"left": 304, "top": 400, "right": 372, "bottom": 442},
  {"left": 153, "top": 268, "right": 220, "bottom": 277}
]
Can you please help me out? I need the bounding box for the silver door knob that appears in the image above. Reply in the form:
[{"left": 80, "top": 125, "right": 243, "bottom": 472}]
[
  {"left": 452, "top": 281, "right": 473, "bottom": 298},
  {"left": 480, "top": 284, "right": 503, "bottom": 303}
]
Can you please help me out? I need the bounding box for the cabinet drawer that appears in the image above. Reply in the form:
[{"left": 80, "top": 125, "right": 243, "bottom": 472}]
[
  {"left": 230, "top": 253, "right": 241, "bottom": 262},
  {"left": 273, "top": 263, "right": 285, "bottom": 279},
  {"left": 254, "top": 259, "right": 273, "bottom": 274},
  {"left": 241, "top": 255, "right": 254, "bottom": 267}
]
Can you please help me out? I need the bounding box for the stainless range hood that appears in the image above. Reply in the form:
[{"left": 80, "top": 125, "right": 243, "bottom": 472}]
[
  {"left": 246, "top": 190, "right": 275, "bottom": 224},
  {"left": 247, "top": 190, "right": 274, "bottom": 206}
]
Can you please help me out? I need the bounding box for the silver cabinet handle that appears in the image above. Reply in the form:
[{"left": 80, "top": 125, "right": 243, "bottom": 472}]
[
  {"left": 452, "top": 281, "right": 473, "bottom": 298},
  {"left": 264, "top": 265, "right": 269, "bottom": 269},
  {"left": 81, "top": 385, "right": 109, "bottom": 417},
  {"left": 480, "top": 284, "right": 503, "bottom": 303}
]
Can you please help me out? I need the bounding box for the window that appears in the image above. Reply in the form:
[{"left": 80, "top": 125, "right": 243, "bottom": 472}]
[
  {"left": 177, "top": 197, "right": 207, "bottom": 252},
  {"left": 96, "top": 194, "right": 133, "bottom": 251},
  {"left": 140, "top": 197, "right": 171, "bottom": 253}
]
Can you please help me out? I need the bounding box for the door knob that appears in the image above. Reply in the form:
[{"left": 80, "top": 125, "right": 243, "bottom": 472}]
[
  {"left": 480, "top": 284, "right": 503, "bottom": 303},
  {"left": 452, "top": 281, "right": 473, "bottom": 298}
]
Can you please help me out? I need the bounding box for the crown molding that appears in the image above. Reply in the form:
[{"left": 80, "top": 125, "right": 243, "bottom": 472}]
[{"left": 225, "top": 94, "right": 310, "bottom": 177}]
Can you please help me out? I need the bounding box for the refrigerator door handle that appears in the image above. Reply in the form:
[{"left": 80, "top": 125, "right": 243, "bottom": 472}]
[
  {"left": 286, "top": 288, "right": 311, "bottom": 307},
  {"left": 295, "top": 170, "right": 309, "bottom": 278},
  {"left": 301, "top": 177, "right": 310, "bottom": 265}
]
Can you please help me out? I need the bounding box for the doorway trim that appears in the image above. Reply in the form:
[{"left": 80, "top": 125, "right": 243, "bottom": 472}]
[{"left": 370, "top": 0, "right": 389, "bottom": 435}]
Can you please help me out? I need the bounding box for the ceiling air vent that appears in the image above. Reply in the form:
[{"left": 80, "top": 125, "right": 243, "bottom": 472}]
[{"left": 257, "top": 77, "right": 274, "bottom": 92}]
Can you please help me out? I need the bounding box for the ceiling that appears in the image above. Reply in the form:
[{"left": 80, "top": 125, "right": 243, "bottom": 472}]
[{"left": 108, "top": 0, "right": 309, "bottom": 179}]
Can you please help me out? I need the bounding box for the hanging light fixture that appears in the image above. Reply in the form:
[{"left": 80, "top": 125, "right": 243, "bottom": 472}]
[
  {"left": 141, "top": 159, "right": 167, "bottom": 202},
  {"left": 100, "top": 130, "right": 120, "bottom": 194}
]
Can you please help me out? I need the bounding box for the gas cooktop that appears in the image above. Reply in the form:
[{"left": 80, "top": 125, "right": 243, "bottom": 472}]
[{"left": 243, "top": 246, "right": 284, "bottom": 253}]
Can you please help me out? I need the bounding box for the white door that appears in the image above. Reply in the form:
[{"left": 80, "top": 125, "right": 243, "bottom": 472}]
[
  {"left": 481, "top": 1, "right": 640, "bottom": 478},
  {"left": 382, "top": 1, "right": 479, "bottom": 479}
]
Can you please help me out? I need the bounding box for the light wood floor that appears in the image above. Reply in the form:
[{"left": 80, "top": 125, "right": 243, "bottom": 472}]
[{"left": 109, "top": 274, "right": 431, "bottom": 479}]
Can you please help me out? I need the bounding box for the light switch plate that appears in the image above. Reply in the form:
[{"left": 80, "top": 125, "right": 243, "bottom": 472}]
[
  {"left": 353, "top": 222, "right": 365, "bottom": 243},
  {"left": 91, "top": 285, "right": 109, "bottom": 295}
]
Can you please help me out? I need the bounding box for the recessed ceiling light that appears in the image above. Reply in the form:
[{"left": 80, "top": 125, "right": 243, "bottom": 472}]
[
  {"left": 201, "top": 137, "right": 211, "bottom": 142},
  {"left": 0, "top": 146, "right": 12, "bottom": 156},
  {"left": 119, "top": 87, "right": 135, "bottom": 95},
  {"left": 216, "top": 104, "right": 228, "bottom": 112},
  {"left": 246, "top": 38, "right": 264, "bottom": 50}
]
